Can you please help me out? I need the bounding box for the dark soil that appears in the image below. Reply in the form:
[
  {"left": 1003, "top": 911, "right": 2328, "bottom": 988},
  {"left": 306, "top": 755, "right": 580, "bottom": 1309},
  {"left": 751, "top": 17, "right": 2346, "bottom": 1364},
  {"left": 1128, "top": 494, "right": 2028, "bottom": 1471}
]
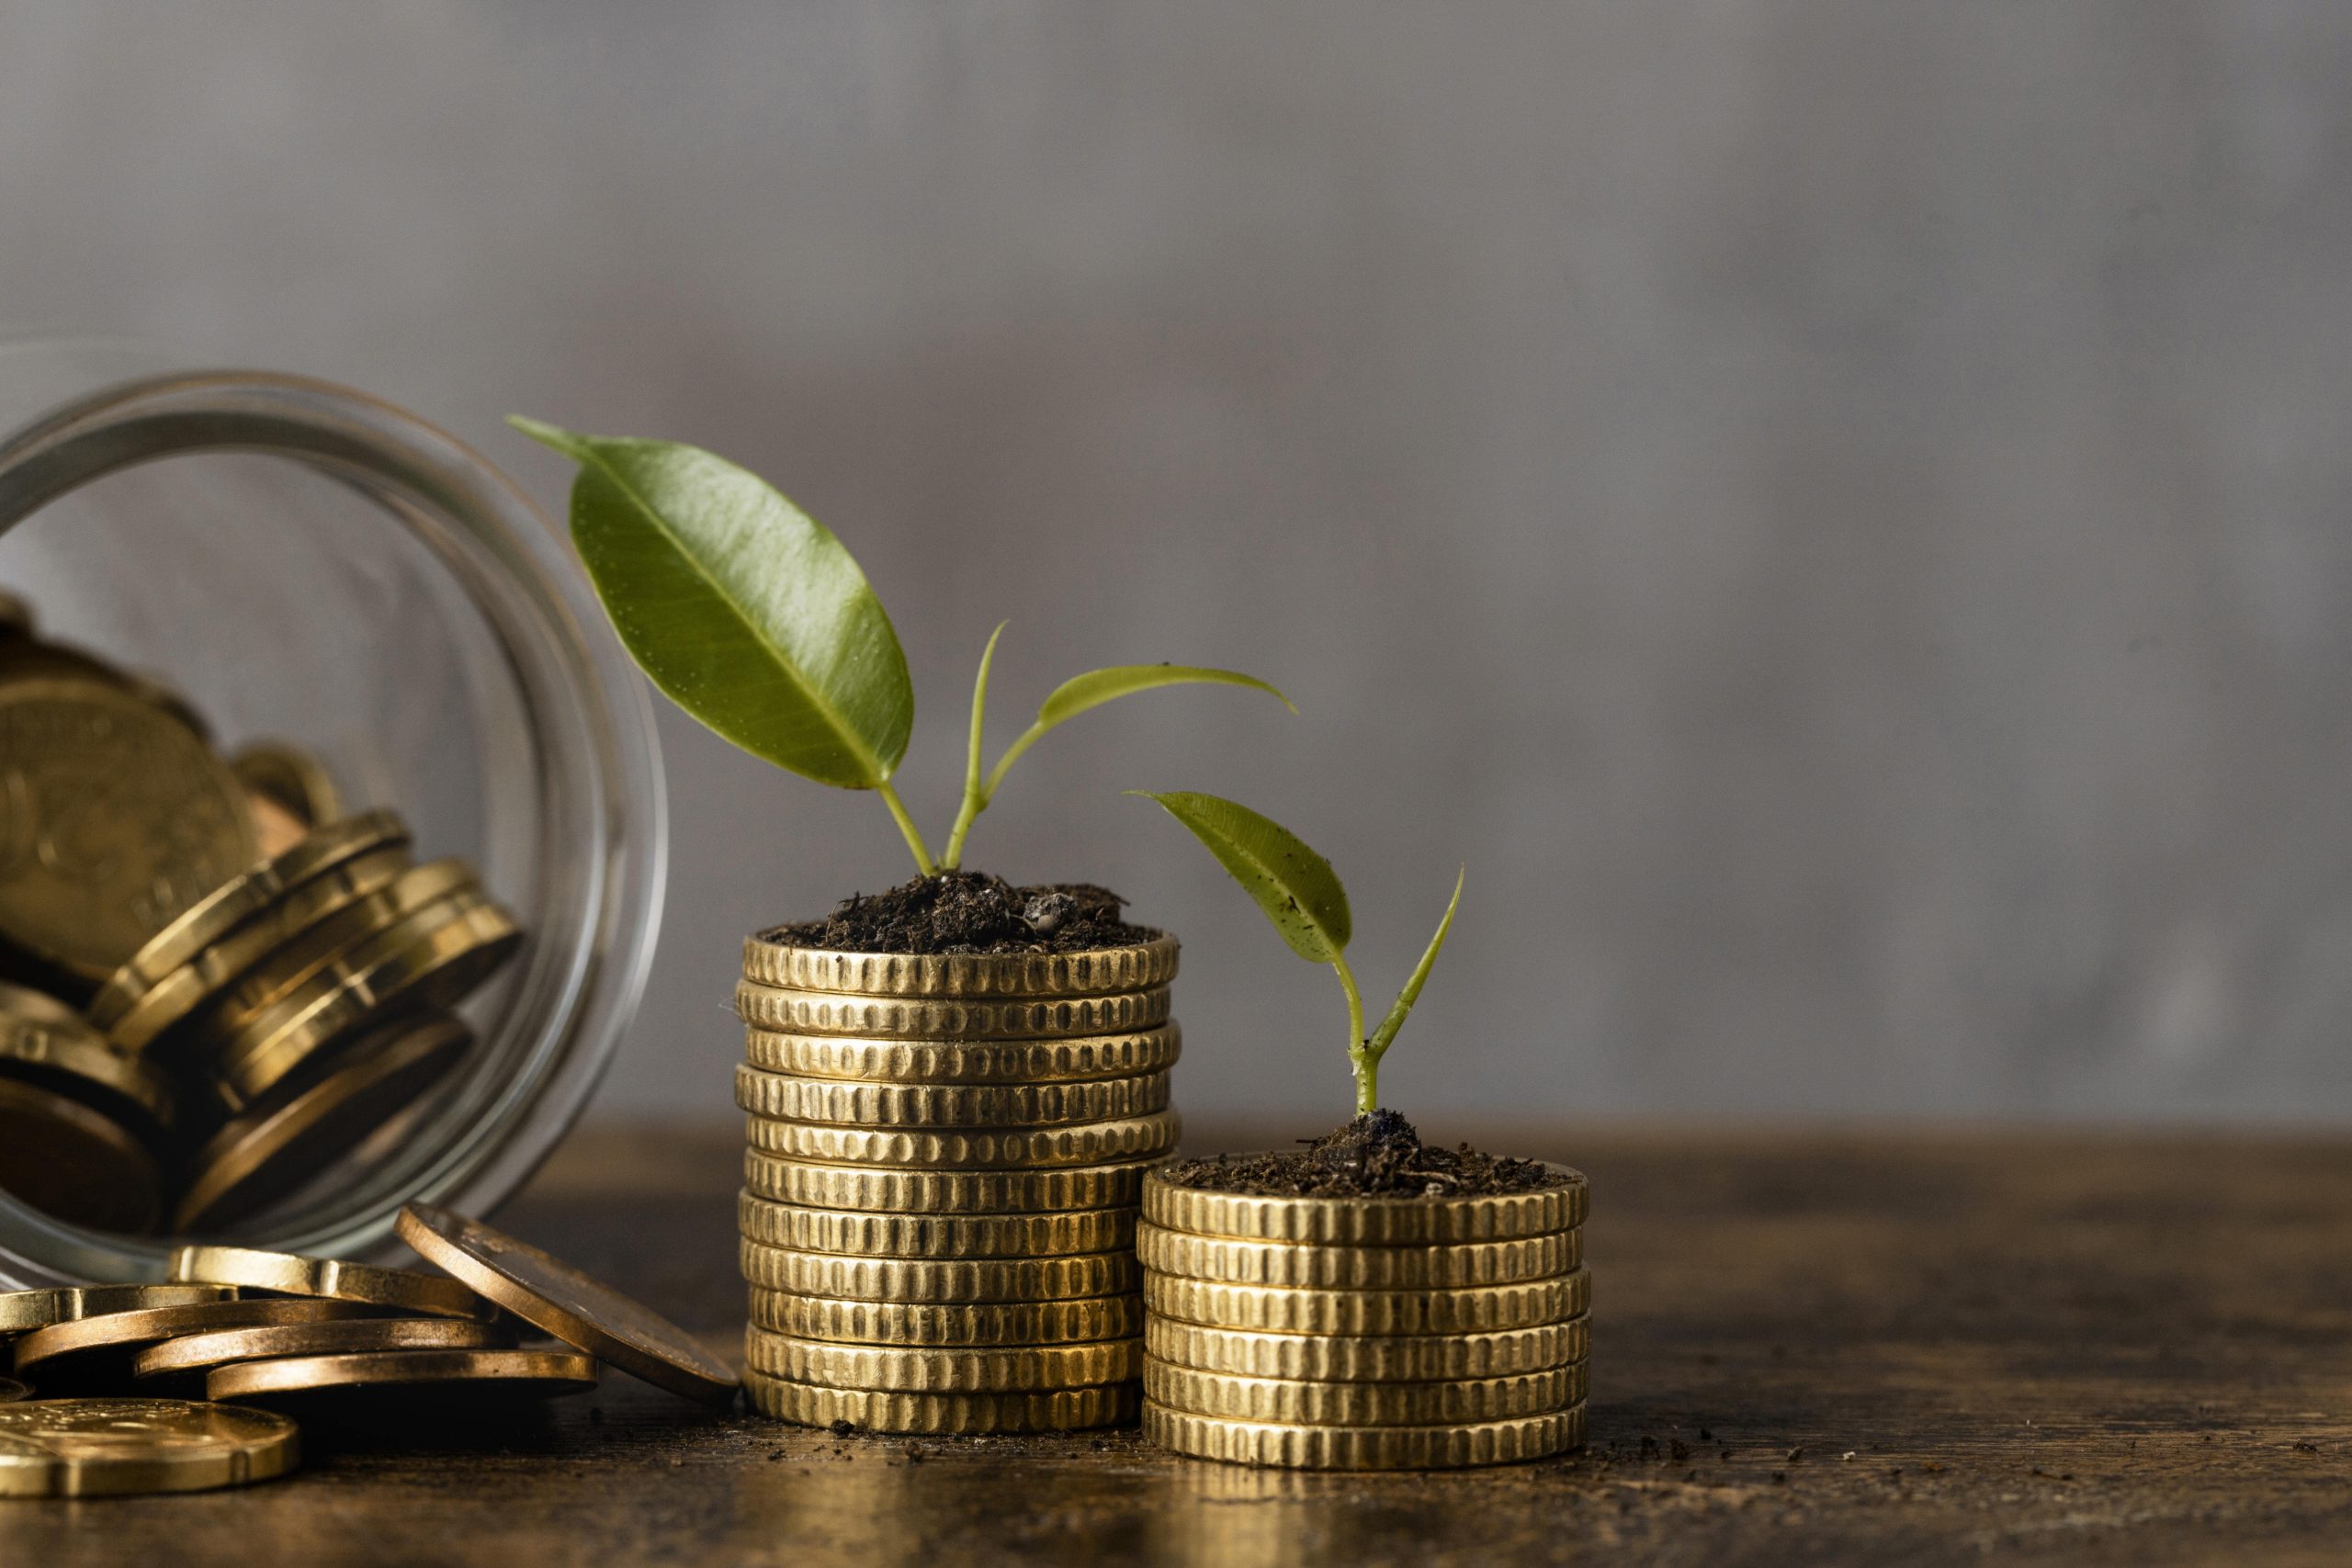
[
  {"left": 1162, "top": 1110, "right": 1573, "bottom": 1198},
  {"left": 764, "top": 871, "right": 1159, "bottom": 956}
]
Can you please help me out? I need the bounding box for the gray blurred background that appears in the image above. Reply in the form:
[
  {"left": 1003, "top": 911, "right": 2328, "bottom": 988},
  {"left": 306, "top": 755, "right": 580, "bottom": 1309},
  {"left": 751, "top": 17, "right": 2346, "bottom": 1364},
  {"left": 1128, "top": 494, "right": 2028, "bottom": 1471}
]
[{"left": 5, "top": 2, "right": 2349, "bottom": 1125}]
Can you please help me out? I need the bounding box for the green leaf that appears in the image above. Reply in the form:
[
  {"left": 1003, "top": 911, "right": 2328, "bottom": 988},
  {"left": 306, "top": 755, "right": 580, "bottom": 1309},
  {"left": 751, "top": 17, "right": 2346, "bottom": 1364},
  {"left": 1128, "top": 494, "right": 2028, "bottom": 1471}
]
[
  {"left": 1365, "top": 867, "right": 1463, "bottom": 1056},
  {"left": 1036, "top": 666, "right": 1295, "bottom": 730},
  {"left": 511, "top": 418, "right": 913, "bottom": 789},
  {"left": 1132, "top": 791, "right": 1350, "bottom": 963}
]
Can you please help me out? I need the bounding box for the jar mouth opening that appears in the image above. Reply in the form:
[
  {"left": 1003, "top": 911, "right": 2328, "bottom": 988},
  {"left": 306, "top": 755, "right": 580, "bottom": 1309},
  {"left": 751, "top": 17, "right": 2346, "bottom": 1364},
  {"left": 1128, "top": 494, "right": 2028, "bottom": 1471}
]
[{"left": 0, "top": 366, "right": 665, "bottom": 1285}]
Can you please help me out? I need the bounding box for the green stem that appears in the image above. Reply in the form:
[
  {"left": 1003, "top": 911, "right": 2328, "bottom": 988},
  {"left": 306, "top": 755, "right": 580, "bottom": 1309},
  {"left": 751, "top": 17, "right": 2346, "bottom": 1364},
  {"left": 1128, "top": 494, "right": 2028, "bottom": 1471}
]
[
  {"left": 982, "top": 721, "right": 1049, "bottom": 802},
  {"left": 876, "top": 781, "right": 939, "bottom": 877},
  {"left": 1333, "top": 953, "right": 1374, "bottom": 1116},
  {"left": 940, "top": 623, "right": 1006, "bottom": 872}
]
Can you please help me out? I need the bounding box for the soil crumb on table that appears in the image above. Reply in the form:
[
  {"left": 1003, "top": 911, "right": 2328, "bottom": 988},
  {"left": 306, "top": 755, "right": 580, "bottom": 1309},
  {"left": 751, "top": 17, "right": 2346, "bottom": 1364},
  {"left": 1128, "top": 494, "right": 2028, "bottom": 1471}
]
[
  {"left": 765, "top": 871, "right": 1159, "bottom": 955},
  {"left": 1162, "top": 1110, "right": 1575, "bottom": 1198}
]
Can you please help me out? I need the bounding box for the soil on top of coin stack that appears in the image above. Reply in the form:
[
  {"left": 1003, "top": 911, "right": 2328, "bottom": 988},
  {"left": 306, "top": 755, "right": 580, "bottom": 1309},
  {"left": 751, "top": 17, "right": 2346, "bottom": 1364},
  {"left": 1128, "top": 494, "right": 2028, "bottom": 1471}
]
[
  {"left": 1164, "top": 1111, "right": 1575, "bottom": 1199},
  {"left": 764, "top": 871, "right": 1159, "bottom": 956}
]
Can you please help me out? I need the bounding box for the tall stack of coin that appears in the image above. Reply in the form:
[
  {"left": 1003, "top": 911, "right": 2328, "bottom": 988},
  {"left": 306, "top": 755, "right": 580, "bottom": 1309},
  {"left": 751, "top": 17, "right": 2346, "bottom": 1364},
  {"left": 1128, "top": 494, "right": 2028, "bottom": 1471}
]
[
  {"left": 732, "top": 935, "right": 1183, "bottom": 1433},
  {"left": 1137, "top": 1165, "right": 1589, "bottom": 1469}
]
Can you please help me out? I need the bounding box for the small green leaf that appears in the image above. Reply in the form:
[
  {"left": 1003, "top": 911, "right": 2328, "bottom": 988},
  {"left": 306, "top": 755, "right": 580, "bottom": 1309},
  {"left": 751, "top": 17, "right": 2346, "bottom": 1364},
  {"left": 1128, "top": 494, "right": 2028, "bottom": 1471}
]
[
  {"left": 1036, "top": 666, "right": 1294, "bottom": 730},
  {"left": 1132, "top": 791, "right": 1350, "bottom": 963},
  {"left": 1366, "top": 867, "right": 1464, "bottom": 1056},
  {"left": 511, "top": 418, "right": 913, "bottom": 789}
]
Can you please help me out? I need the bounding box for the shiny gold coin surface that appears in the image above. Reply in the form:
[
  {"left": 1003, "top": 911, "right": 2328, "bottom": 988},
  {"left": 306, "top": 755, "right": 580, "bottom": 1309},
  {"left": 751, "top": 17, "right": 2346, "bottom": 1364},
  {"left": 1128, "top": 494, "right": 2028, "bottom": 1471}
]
[
  {"left": 750, "top": 1290, "right": 1145, "bottom": 1348},
  {"left": 742, "top": 1369, "right": 1135, "bottom": 1433},
  {"left": 170, "top": 1244, "right": 489, "bottom": 1320},
  {"left": 1146, "top": 1316, "right": 1589, "bottom": 1382},
  {"left": 734, "top": 1065, "right": 1171, "bottom": 1128},
  {"left": 744, "top": 1326, "right": 1144, "bottom": 1393},
  {"left": 396, "top": 1202, "right": 739, "bottom": 1407},
  {"left": 245, "top": 791, "right": 311, "bottom": 860},
  {"left": 743, "top": 1025, "right": 1182, "bottom": 1084},
  {"left": 1136, "top": 1225, "right": 1578, "bottom": 1290},
  {"left": 741, "top": 1242, "right": 1138, "bottom": 1303},
  {"left": 15, "top": 1298, "right": 382, "bottom": 1378},
  {"left": 1143, "top": 1269, "right": 1590, "bottom": 1337},
  {"left": 1144, "top": 1403, "right": 1582, "bottom": 1471},
  {"left": 0, "top": 989, "right": 174, "bottom": 1132},
  {"left": 175, "top": 1013, "right": 472, "bottom": 1234},
  {"left": 744, "top": 1111, "right": 1181, "bottom": 1169},
  {"left": 197, "top": 857, "right": 477, "bottom": 1036},
  {"left": 210, "top": 896, "right": 520, "bottom": 1109},
  {"left": 0, "top": 1283, "right": 236, "bottom": 1336},
  {"left": 743, "top": 1152, "right": 1159, "bottom": 1214},
  {"left": 741, "top": 934, "right": 1178, "bottom": 998},
  {"left": 0, "top": 1075, "right": 164, "bottom": 1233},
  {"left": 737, "top": 1191, "right": 1133, "bottom": 1259},
  {"left": 133, "top": 1314, "right": 513, "bottom": 1379},
  {"left": 0, "top": 1377, "right": 24, "bottom": 1402},
  {"left": 1144, "top": 1357, "right": 1586, "bottom": 1426},
  {"left": 734, "top": 981, "right": 1171, "bottom": 1041},
  {"left": 209, "top": 1348, "right": 599, "bottom": 1402},
  {"left": 0, "top": 681, "right": 259, "bottom": 981},
  {"left": 229, "top": 743, "right": 343, "bottom": 831},
  {"left": 0, "top": 1398, "right": 300, "bottom": 1495},
  {"left": 1142, "top": 1163, "right": 1589, "bottom": 1245}
]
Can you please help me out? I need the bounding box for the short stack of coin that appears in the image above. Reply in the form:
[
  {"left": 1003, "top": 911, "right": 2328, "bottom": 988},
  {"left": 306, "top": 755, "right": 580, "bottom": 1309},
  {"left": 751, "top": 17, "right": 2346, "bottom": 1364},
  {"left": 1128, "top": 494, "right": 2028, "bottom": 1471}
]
[
  {"left": 1137, "top": 1164, "right": 1589, "bottom": 1469},
  {"left": 732, "top": 933, "right": 1184, "bottom": 1433}
]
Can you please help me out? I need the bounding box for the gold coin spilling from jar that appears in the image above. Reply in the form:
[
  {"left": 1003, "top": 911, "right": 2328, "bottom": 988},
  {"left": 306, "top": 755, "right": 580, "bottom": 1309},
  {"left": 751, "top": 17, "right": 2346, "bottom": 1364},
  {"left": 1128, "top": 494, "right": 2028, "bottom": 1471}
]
[{"left": 0, "top": 595, "right": 524, "bottom": 1237}]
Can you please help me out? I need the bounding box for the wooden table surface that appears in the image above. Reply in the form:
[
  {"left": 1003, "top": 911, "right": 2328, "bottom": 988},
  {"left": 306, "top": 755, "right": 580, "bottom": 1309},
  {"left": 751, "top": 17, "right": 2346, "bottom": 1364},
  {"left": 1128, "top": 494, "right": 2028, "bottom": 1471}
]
[{"left": 7, "top": 1119, "right": 2352, "bottom": 1566}]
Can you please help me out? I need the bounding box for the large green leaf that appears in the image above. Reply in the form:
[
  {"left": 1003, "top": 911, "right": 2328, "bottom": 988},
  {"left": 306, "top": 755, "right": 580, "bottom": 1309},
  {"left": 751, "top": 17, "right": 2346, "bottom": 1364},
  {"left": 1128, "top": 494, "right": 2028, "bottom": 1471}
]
[
  {"left": 1035, "top": 666, "right": 1294, "bottom": 731},
  {"left": 512, "top": 419, "right": 913, "bottom": 789},
  {"left": 1132, "top": 791, "right": 1350, "bottom": 963}
]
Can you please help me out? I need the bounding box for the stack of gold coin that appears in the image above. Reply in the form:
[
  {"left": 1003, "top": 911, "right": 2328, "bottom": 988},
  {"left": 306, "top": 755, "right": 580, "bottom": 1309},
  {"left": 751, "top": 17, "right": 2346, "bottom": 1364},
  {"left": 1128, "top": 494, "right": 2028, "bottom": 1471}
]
[
  {"left": 1137, "top": 1165, "right": 1589, "bottom": 1470},
  {"left": 732, "top": 934, "right": 1183, "bottom": 1433}
]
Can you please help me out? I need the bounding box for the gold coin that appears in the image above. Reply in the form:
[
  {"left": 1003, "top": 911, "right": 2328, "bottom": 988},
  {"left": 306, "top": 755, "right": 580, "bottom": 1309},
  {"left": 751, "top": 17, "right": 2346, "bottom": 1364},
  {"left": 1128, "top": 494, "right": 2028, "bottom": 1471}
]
[
  {"left": 0, "top": 984, "right": 175, "bottom": 1132},
  {"left": 15, "top": 1297, "right": 385, "bottom": 1381},
  {"left": 1145, "top": 1316, "right": 1589, "bottom": 1382},
  {"left": 174, "top": 1013, "right": 473, "bottom": 1233},
  {"left": 742, "top": 1024, "right": 1182, "bottom": 1084},
  {"left": 734, "top": 981, "right": 1171, "bottom": 1041},
  {"left": 733, "top": 1065, "right": 1171, "bottom": 1127},
  {"left": 745, "top": 1111, "right": 1181, "bottom": 1169},
  {"left": 0, "top": 1283, "right": 236, "bottom": 1336},
  {"left": 743, "top": 1326, "right": 1143, "bottom": 1393},
  {"left": 741, "top": 934, "right": 1178, "bottom": 998},
  {"left": 0, "top": 1376, "right": 24, "bottom": 1402},
  {"left": 0, "top": 1398, "right": 300, "bottom": 1495},
  {"left": 1141, "top": 1163, "right": 1589, "bottom": 1245},
  {"left": 1144, "top": 1357, "right": 1585, "bottom": 1426},
  {"left": 742, "top": 1368, "right": 1134, "bottom": 1433},
  {"left": 0, "top": 680, "right": 259, "bottom": 982},
  {"left": 169, "top": 1244, "right": 489, "bottom": 1321},
  {"left": 88, "top": 810, "right": 409, "bottom": 1026},
  {"left": 1136, "top": 1225, "right": 1579, "bottom": 1290},
  {"left": 208, "top": 1348, "right": 599, "bottom": 1402},
  {"left": 740, "top": 1242, "right": 1138, "bottom": 1303},
  {"left": 209, "top": 897, "right": 521, "bottom": 1110},
  {"left": 396, "top": 1202, "right": 739, "bottom": 1407},
  {"left": 0, "top": 591, "right": 29, "bottom": 637},
  {"left": 0, "top": 1075, "right": 164, "bottom": 1234},
  {"left": 133, "top": 1314, "right": 513, "bottom": 1380},
  {"left": 1143, "top": 1269, "right": 1589, "bottom": 1337},
  {"left": 229, "top": 743, "right": 343, "bottom": 831},
  {"left": 738, "top": 1191, "right": 1134, "bottom": 1258},
  {"left": 245, "top": 791, "right": 311, "bottom": 860},
  {"left": 1143, "top": 1403, "right": 1582, "bottom": 1471},
  {"left": 99, "top": 845, "right": 413, "bottom": 1053},
  {"left": 750, "top": 1290, "right": 1145, "bottom": 1348},
  {"left": 743, "top": 1151, "right": 1159, "bottom": 1214}
]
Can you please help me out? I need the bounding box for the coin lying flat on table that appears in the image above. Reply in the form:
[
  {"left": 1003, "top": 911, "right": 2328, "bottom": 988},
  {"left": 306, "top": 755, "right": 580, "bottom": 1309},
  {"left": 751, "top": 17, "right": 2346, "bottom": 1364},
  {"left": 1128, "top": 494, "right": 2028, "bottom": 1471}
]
[
  {"left": 750, "top": 1289, "right": 1147, "bottom": 1348},
  {"left": 741, "top": 1025, "right": 1182, "bottom": 1085},
  {"left": 1140, "top": 1163, "right": 1589, "bottom": 1245},
  {"left": 736, "top": 1191, "right": 1136, "bottom": 1258},
  {"left": 743, "top": 1152, "right": 1161, "bottom": 1215},
  {"left": 0, "top": 1399, "right": 300, "bottom": 1496},
  {"left": 14, "top": 1298, "right": 383, "bottom": 1381},
  {"left": 743, "top": 1327, "right": 1144, "bottom": 1393},
  {"left": 1145, "top": 1316, "right": 1590, "bottom": 1382},
  {"left": 744, "top": 1111, "right": 1182, "bottom": 1169},
  {"left": 740, "top": 1242, "right": 1138, "bottom": 1304},
  {"left": 0, "top": 1283, "right": 236, "bottom": 1337},
  {"left": 1135, "top": 1225, "right": 1580, "bottom": 1290},
  {"left": 0, "top": 1075, "right": 165, "bottom": 1234},
  {"left": 1143, "top": 1404, "right": 1583, "bottom": 1471},
  {"left": 741, "top": 1369, "right": 1137, "bottom": 1435},
  {"left": 733, "top": 983, "right": 1172, "bottom": 1042},
  {"left": 209, "top": 1348, "right": 600, "bottom": 1403},
  {"left": 739, "top": 934, "right": 1179, "bottom": 998},
  {"left": 134, "top": 1315, "right": 515, "bottom": 1380},
  {"left": 396, "top": 1203, "right": 739, "bottom": 1407},
  {"left": 1142, "top": 1269, "right": 1590, "bottom": 1337},
  {"left": 1143, "top": 1357, "right": 1587, "bottom": 1426},
  {"left": 732, "top": 1065, "right": 1171, "bottom": 1127},
  {"left": 170, "top": 1244, "right": 489, "bottom": 1321}
]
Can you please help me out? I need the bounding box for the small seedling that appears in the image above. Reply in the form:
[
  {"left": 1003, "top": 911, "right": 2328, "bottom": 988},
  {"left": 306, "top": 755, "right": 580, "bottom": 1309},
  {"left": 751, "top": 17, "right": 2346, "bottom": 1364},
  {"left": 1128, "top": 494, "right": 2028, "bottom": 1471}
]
[
  {"left": 1134, "top": 791, "right": 1461, "bottom": 1115},
  {"left": 511, "top": 421, "right": 1290, "bottom": 875}
]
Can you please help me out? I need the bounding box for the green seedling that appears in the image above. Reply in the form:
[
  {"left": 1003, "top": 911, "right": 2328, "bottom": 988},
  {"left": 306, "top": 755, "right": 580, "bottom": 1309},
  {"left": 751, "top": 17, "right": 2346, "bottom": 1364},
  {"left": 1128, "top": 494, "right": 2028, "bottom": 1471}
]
[
  {"left": 1134, "top": 791, "right": 1461, "bottom": 1115},
  {"left": 512, "top": 420, "right": 1290, "bottom": 875}
]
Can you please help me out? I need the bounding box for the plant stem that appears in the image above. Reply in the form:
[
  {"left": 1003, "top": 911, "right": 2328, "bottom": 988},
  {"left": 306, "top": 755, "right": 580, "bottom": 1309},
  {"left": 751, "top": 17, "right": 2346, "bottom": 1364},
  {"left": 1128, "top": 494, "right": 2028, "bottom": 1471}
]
[
  {"left": 876, "top": 781, "right": 939, "bottom": 877},
  {"left": 940, "top": 623, "right": 1006, "bottom": 872},
  {"left": 1333, "top": 953, "right": 1374, "bottom": 1116},
  {"left": 982, "top": 721, "right": 1049, "bottom": 801}
]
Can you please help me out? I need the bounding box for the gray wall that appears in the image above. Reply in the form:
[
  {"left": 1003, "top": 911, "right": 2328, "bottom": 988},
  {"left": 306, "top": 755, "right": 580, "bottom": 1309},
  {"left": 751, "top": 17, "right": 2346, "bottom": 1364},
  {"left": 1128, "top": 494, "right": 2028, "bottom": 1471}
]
[{"left": 6, "top": 3, "right": 2351, "bottom": 1124}]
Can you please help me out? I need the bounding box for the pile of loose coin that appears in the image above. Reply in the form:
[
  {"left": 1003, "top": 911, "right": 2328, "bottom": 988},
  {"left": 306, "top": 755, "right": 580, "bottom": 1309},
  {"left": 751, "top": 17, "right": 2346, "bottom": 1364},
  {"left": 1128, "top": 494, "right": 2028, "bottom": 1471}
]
[
  {"left": 0, "top": 1206, "right": 737, "bottom": 1496},
  {"left": 731, "top": 934, "right": 1185, "bottom": 1432},
  {"left": 1136, "top": 1166, "right": 1590, "bottom": 1469},
  {"left": 0, "top": 594, "right": 522, "bottom": 1236}
]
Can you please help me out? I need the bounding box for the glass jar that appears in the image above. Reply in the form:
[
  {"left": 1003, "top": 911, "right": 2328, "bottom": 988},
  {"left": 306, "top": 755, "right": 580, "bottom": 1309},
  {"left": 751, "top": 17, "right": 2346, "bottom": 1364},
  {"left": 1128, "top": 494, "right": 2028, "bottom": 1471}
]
[{"left": 0, "top": 341, "right": 667, "bottom": 1286}]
